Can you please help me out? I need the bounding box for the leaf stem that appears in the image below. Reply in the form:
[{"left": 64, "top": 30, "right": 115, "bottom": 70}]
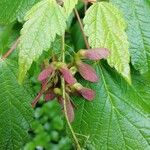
[
  {"left": 2, "top": 37, "right": 20, "bottom": 60},
  {"left": 74, "top": 8, "right": 90, "bottom": 49},
  {"left": 84, "top": 2, "right": 87, "bottom": 13},
  {"left": 61, "top": 35, "right": 65, "bottom": 62},
  {"left": 61, "top": 35, "right": 81, "bottom": 150}
]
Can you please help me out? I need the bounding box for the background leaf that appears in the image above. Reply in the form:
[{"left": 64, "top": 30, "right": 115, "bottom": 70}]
[
  {"left": 71, "top": 63, "right": 150, "bottom": 149},
  {"left": 63, "top": 0, "right": 78, "bottom": 18},
  {"left": 24, "top": 101, "right": 73, "bottom": 150},
  {"left": 0, "top": 0, "right": 39, "bottom": 24},
  {"left": 110, "top": 0, "right": 150, "bottom": 74},
  {"left": 18, "top": 0, "right": 66, "bottom": 82},
  {"left": 83, "top": 2, "right": 131, "bottom": 83},
  {"left": 0, "top": 23, "right": 21, "bottom": 56},
  {"left": 0, "top": 59, "right": 34, "bottom": 150},
  {"left": 71, "top": 21, "right": 85, "bottom": 50},
  {"left": 0, "top": 25, "right": 14, "bottom": 54}
]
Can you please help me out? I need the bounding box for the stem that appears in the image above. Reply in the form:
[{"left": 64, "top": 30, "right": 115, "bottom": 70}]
[
  {"left": 2, "top": 37, "right": 20, "bottom": 60},
  {"left": 51, "top": 49, "right": 55, "bottom": 62},
  {"left": 84, "top": 2, "right": 87, "bottom": 13},
  {"left": 61, "top": 35, "right": 81, "bottom": 150},
  {"left": 74, "top": 8, "right": 90, "bottom": 49},
  {"left": 31, "top": 80, "right": 48, "bottom": 107},
  {"left": 61, "top": 35, "right": 65, "bottom": 62}
]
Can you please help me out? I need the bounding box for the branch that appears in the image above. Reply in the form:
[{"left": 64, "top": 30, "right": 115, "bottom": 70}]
[
  {"left": 74, "top": 8, "right": 90, "bottom": 49},
  {"left": 61, "top": 35, "right": 81, "bottom": 150},
  {"left": 2, "top": 37, "right": 20, "bottom": 60}
]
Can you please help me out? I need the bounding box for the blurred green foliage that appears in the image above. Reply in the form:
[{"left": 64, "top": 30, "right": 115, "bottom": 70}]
[{"left": 24, "top": 101, "right": 73, "bottom": 150}]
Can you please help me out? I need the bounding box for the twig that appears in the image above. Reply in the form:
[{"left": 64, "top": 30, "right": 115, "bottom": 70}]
[
  {"left": 61, "top": 35, "right": 81, "bottom": 150},
  {"left": 2, "top": 37, "right": 20, "bottom": 60},
  {"left": 31, "top": 80, "right": 48, "bottom": 108},
  {"left": 74, "top": 8, "right": 90, "bottom": 49}
]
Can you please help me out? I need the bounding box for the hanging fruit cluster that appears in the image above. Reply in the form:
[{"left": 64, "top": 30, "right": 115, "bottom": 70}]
[{"left": 32, "top": 48, "right": 110, "bottom": 122}]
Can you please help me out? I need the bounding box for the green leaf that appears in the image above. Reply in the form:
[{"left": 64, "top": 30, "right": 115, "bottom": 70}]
[
  {"left": 132, "top": 70, "right": 150, "bottom": 106},
  {"left": 83, "top": 2, "right": 131, "bottom": 83},
  {"left": 110, "top": 0, "right": 150, "bottom": 74},
  {"left": 0, "top": 59, "right": 34, "bottom": 149},
  {"left": 18, "top": 0, "right": 66, "bottom": 83},
  {"left": 71, "top": 63, "right": 150, "bottom": 149},
  {"left": 0, "top": 0, "right": 39, "bottom": 24},
  {"left": 63, "top": 0, "right": 78, "bottom": 17},
  {"left": 71, "top": 21, "right": 86, "bottom": 50},
  {"left": 0, "top": 25, "right": 13, "bottom": 54},
  {"left": 0, "top": 24, "right": 20, "bottom": 56}
]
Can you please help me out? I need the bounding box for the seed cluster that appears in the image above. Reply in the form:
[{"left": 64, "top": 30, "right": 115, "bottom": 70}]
[{"left": 32, "top": 48, "right": 110, "bottom": 122}]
